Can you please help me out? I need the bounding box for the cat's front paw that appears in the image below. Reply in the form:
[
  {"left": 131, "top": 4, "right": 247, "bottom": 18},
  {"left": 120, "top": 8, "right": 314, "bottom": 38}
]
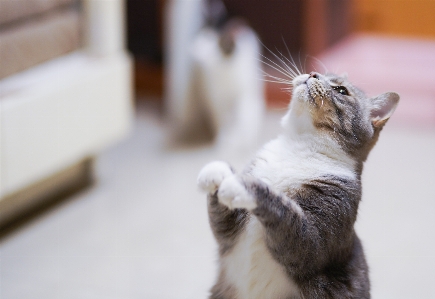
[
  {"left": 218, "top": 176, "right": 257, "bottom": 210},
  {"left": 197, "top": 161, "right": 233, "bottom": 194}
]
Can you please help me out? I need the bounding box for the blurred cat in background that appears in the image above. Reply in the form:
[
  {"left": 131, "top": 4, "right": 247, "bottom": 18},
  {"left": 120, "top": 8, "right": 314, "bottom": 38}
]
[
  {"left": 191, "top": 19, "right": 264, "bottom": 153},
  {"left": 188, "top": 0, "right": 265, "bottom": 155}
]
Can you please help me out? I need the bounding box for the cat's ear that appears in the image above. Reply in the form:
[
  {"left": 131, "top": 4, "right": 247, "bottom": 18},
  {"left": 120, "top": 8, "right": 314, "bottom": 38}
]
[{"left": 370, "top": 92, "right": 400, "bottom": 127}]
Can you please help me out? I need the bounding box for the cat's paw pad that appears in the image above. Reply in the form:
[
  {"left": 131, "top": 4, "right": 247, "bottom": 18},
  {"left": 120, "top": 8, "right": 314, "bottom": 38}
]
[
  {"left": 218, "top": 176, "right": 257, "bottom": 210},
  {"left": 197, "top": 161, "right": 233, "bottom": 193}
]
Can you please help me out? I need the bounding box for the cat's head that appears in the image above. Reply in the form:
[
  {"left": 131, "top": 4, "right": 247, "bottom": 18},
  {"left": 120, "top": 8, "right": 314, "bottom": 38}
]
[{"left": 282, "top": 72, "right": 399, "bottom": 162}]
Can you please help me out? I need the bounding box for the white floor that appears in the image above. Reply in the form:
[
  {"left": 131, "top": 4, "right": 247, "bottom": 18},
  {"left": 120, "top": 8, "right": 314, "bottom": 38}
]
[{"left": 1, "top": 102, "right": 435, "bottom": 299}]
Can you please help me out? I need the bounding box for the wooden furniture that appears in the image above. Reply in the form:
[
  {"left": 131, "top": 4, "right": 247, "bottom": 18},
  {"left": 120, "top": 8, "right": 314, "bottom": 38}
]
[{"left": 0, "top": 0, "right": 133, "bottom": 229}]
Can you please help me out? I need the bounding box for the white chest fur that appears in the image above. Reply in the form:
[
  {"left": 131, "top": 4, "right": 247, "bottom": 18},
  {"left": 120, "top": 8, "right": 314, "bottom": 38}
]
[
  {"left": 222, "top": 218, "right": 301, "bottom": 299},
  {"left": 251, "top": 135, "right": 356, "bottom": 193}
]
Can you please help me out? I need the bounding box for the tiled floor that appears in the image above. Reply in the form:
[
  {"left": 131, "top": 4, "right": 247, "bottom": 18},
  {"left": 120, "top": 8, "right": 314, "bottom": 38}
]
[{"left": 1, "top": 100, "right": 434, "bottom": 299}]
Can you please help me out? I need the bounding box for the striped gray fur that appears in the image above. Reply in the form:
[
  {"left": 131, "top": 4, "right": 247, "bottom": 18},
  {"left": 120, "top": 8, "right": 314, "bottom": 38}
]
[
  {"left": 245, "top": 175, "right": 369, "bottom": 298},
  {"left": 207, "top": 192, "right": 250, "bottom": 256}
]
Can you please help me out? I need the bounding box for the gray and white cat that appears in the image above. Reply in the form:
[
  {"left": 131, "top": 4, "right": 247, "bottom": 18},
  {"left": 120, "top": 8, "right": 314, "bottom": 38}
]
[
  {"left": 197, "top": 69, "right": 399, "bottom": 298},
  {"left": 190, "top": 18, "right": 265, "bottom": 154}
]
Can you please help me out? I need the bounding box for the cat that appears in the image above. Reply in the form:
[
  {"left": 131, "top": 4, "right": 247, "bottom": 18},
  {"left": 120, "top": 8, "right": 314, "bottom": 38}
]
[
  {"left": 197, "top": 68, "right": 399, "bottom": 298},
  {"left": 190, "top": 18, "right": 265, "bottom": 154}
]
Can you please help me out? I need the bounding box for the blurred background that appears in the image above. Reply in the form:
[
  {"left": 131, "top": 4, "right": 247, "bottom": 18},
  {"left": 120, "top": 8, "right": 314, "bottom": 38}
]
[{"left": 0, "top": 0, "right": 434, "bottom": 298}]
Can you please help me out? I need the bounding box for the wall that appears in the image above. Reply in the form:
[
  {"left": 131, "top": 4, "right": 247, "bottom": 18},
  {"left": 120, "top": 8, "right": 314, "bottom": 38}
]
[{"left": 355, "top": 0, "right": 435, "bottom": 38}]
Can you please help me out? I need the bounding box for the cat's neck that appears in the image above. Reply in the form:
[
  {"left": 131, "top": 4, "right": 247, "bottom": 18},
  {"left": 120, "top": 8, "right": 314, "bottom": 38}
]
[
  {"left": 281, "top": 130, "right": 358, "bottom": 176},
  {"left": 280, "top": 109, "right": 359, "bottom": 175}
]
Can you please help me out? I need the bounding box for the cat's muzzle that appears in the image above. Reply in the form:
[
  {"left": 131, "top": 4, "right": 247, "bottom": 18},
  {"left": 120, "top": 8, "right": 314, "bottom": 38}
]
[{"left": 307, "top": 77, "right": 327, "bottom": 104}]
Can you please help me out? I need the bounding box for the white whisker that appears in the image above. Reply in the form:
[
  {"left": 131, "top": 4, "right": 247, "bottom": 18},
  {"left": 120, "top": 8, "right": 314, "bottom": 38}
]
[
  {"left": 260, "top": 54, "right": 296, "bottom": 79},
  {"left": 281, "top": 37, "right": 302, "bottom": 76},
  {"left": 262, "top": 71, "right": 293, "bottom": 84},
  {"left": 261, "top": 59, "right": 294, "bottom": 81},
  {"left": 262, "top": 78, "right": 292, "bottom": 85},
  {"left": 280, "top": 36, "right": 303, "bottom": 76},
  {"left": 275, "top": 49, "right": 301, "bottom": 77},
  {"left": 270, "top": 48, "right": 300, "bottom": 78},
  {"left": 309, "top": 56, "right": 328, "bottom": 74},
  {"left": 259, "top": 40, "right": 301, "bottom": 79}
]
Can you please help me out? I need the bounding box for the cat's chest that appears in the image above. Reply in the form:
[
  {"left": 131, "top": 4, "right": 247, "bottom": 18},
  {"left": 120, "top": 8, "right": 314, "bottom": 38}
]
[
  {"left": 251, "top": 149, "right": 322, "bottom": 193},
  {"left": 222, "top": 218, "right": 300, "bottom": 299},
  {"left": 249, "top": 137, "right": 355, "bottom": 193}
]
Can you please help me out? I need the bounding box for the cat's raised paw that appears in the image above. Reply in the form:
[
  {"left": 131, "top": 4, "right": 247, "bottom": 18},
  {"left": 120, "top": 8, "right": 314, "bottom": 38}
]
[
  {"left": 197, "top": 161, "right": 233, "bottom": 194},
  {"left": 218, "top": 176, "right": 257, "bottom": 210}
]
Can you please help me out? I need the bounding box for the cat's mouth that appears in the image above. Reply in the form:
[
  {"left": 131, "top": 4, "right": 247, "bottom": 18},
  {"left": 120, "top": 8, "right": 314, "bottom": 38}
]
[
  {"left": 307, "top": 77, "right": 328, "bottom": 105},
  {"left": 292, "top": 73, "right": 328, "bottom": 107}
]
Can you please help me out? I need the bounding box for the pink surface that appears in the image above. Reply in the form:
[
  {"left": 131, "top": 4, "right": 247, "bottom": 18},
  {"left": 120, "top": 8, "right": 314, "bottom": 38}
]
[{"left": 317, "top": 34, "right": 435, "bottom": 127}]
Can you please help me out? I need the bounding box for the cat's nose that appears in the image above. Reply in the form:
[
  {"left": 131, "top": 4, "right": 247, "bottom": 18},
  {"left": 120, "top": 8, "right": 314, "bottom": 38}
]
[{"left": 309, "top": 72, "right": 319, "bottom": 79}]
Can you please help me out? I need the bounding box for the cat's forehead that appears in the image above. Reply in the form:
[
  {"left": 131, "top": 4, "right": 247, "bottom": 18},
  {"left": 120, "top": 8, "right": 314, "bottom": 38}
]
[{"left": 324, "top": 73, "right": 347, "bottom": 85}]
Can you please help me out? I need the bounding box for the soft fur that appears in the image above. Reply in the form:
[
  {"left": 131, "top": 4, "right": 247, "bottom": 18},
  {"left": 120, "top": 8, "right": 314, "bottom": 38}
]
[
  {"left": 190, "top": 20, "right": 265, "bottom": 153},
  {"left": 198, "top": 70, "right": 399, "bottom": 299}
]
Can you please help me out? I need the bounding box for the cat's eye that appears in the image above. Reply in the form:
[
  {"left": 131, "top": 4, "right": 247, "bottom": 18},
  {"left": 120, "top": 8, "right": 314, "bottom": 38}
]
[{"left": 333, "top": 86, "right": 349, "bottom": 96}]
